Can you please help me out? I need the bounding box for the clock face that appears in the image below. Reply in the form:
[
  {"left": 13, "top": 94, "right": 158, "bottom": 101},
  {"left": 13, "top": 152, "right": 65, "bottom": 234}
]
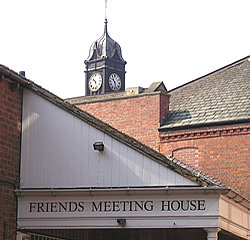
[
  {"left": 89, "top": 73, "right": 102, "bottom": 91},
  {"left": 109, "top": 73, "right": 121, "bottom": 91}
]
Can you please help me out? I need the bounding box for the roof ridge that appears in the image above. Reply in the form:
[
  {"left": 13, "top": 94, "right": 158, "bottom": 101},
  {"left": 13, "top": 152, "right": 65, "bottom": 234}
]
[{"left": 168, "top": 55, "right": 250, "bottom": 93}]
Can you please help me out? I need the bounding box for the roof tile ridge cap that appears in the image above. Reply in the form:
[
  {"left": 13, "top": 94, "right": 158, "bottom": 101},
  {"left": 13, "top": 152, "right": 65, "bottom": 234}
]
[
  {"left": 168, "top": 55, "right": 250, "bottom": 93},
  {"left": 166, "top": 155, "right": 224, "bottom": 187}
]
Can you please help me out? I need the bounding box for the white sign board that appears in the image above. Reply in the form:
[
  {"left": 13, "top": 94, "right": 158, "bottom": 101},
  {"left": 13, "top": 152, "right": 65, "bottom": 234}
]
[{"left": 18, "top": 192, "right": 219, "bottom": 229}]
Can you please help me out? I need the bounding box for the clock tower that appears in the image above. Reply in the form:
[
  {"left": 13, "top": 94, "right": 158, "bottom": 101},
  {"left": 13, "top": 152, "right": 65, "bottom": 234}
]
[{"left": 85, "top": 19, "right": 126, "bottom": 95}]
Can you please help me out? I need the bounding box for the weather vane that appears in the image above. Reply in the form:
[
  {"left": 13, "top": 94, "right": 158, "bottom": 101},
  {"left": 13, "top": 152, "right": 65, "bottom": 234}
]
[{"left": 105, "top": 0, "right": 108, "bottom": 20}]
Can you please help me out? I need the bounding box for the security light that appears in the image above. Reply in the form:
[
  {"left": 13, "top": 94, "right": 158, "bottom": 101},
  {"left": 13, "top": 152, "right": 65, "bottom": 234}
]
[{"left": 93, "top": 142, "right": 104, "bottom": 151}]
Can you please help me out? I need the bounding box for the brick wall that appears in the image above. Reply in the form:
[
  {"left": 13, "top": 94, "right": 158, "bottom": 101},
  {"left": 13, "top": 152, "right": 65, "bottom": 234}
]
[
  {"left": 160, "top": 124, "right": 250, "bottom": 199},
  {"left": 77, "top": 93, "right": 169, "bottom": 151},
  {"left": 0, "top": 78, "right": 22, "bottom": 240},
  {"left": 160, "top": 94, "right": 170, "bottom": 124}
]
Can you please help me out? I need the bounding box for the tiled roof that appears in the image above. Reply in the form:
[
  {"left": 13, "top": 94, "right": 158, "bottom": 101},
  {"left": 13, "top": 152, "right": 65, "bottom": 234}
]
[
  {"left": 0, "top": 64, "right": 223, "bottom": 188},
  {"left": 160, "top": 56, "right": 250, "bottom": 130}
]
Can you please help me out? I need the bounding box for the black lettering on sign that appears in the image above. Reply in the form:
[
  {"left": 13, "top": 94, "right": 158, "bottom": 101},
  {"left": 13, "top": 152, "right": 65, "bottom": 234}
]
[
  {"left": 69, "top": 202, "right": 78, "bottom": 212},
  {"left": 190, "top": 200, "right": 197, "bottom": 211},
  {"left": 134, "top": 201, "right": 143, "bottom": 211},
  {"left": 171, "top": 200, "right": 180, "bottom": 211},
  {"left": 58, "top": 202, "right": 67, "bottom": 212},
  {"left": 78, "top": 202, "right": 85, "bottom": 212},
  {"left": 104, "top": 201, "right": 111, "bottom": 212},
  {"left": 161, "top": 200, "right": 171, "bottom": 211},
  {"left": 144, "top": 201, "right": 154, "bottom": 211},
  {"left": 180, "top": 200, "right": 189, "bottom": 211},
  {"left": 91, "top": 201, "right": 155, "bottom": 212},
  {"left": 197, "top": 200, "right": 206, "bottom": 210},
  {"left": 29, "top": 202, "right": 36, "bottom": 212},
  {"left": 37, "top": 202, "right": 44, "bottom": 212},
  {"left": 112, "top": 201, "right": 120, "bottom": 212},
  {"left": 50, "top": 202, "right": 57, "bottom": 212},
  {"left": 161, "top": 200, "right": 206, "bottom": 212},
  {"left": 120, "top": 201, "right": 129, "bottom": 211},
  {"left": 129, "top": 201, "right": 133, "bottom": 211},
  {"left": 28, "top": 201, "right": 86, "bottom": 213},
  {"left": 92, "top": 202, "right": 102, "bottom": 212},
  {"left": 28, "top": 199, "right": 206, "bottom": 213}
]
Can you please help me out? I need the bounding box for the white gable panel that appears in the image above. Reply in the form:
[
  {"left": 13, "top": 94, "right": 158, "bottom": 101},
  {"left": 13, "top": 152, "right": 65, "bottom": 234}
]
[{"left": 21, "top": 89, "right": 197, "bottom": 188}]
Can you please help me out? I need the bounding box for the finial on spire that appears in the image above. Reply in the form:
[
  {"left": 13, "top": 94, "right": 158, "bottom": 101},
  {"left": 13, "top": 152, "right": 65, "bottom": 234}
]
[{"left": 104, "top": 18, "right": 108, "bottom": 34}]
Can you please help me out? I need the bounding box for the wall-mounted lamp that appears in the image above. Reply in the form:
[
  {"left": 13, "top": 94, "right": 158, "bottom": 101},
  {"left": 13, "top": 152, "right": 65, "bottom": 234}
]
[
  {"left": 117, "top": 219, "right": 126, "bottom": 226},
  {"left": 93, "top": 142, "right": 104, "bottom": 151}
]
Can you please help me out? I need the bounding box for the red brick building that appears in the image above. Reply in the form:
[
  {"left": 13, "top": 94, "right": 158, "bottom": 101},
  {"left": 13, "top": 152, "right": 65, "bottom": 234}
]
[{"left": 67, "top": 56, "right": 250, "bottom": 200}]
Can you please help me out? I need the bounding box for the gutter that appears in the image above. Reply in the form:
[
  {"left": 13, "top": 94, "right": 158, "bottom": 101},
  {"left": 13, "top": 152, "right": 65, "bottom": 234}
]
[
  {"left": 159, "top": 119, "right": 250, "bottom": 132},
  {"left": 15, "top": 186, "right": 227, "bottom": 197}
]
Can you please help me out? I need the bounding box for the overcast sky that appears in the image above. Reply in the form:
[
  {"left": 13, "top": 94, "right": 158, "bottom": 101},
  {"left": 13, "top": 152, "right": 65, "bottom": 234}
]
[{"left": 1, "top": 0, "right": 249, "bottom": 98}]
